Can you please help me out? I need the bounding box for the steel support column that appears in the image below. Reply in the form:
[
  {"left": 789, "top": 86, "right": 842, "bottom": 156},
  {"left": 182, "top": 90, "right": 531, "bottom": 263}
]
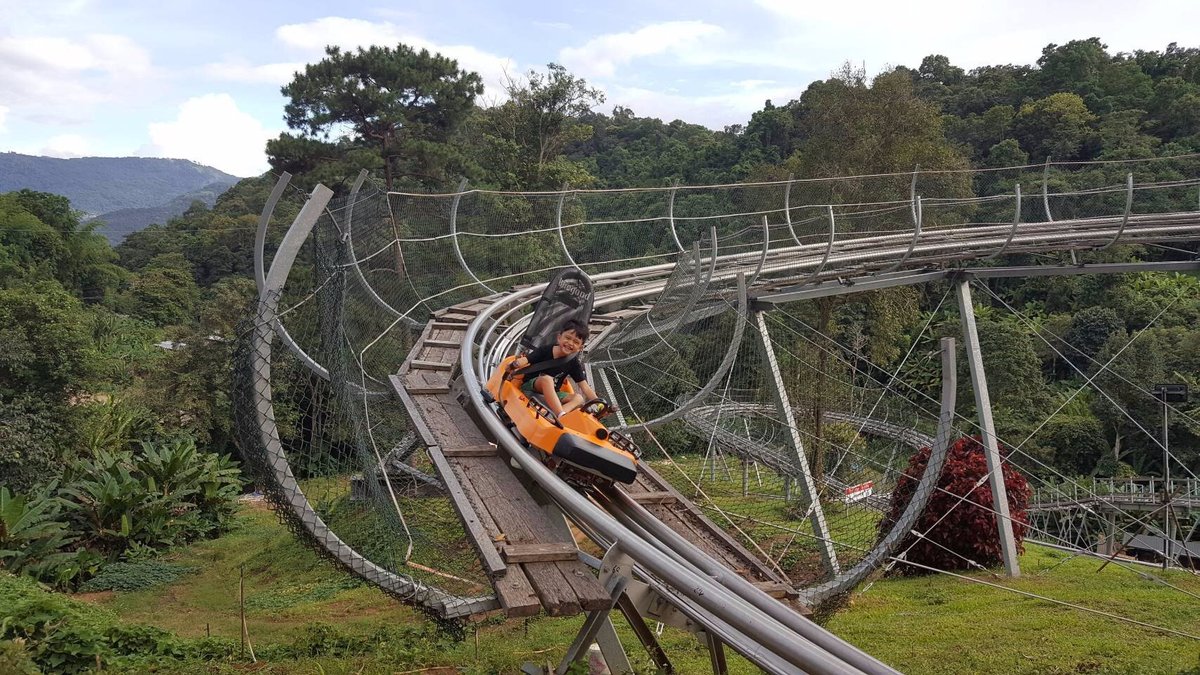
[
  {"left": 754, "top": 310, "right": 840, "bottom": 575},
  {"left": 955, "top": 280, "right": 1021, "bottom": 577}
]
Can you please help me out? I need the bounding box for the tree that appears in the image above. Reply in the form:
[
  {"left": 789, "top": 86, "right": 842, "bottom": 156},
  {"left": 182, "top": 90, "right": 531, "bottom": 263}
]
[
  {"left": 1063, "top": 306, "right": 1124, "bottom": 372},
  {"left": 122, "top": 254, "right": 200, "bottom": 327},
  {"left": 785, "top": 65, "right": 971, "bottom": 204},
  {"left": 477, "top": 63, "right": 604, "bottom": 189},
  {"left": 268, "top": 44, "right": 483, "bottom": 190},
  {"left": 0, "top": 285, "right": 93, "bottom": 401},
  {"left": 1013, "top": 92, "right": 1097, "bottom": 161},
  {"left": 880, "top": 435, "right": 1030, "bottom": 574}
]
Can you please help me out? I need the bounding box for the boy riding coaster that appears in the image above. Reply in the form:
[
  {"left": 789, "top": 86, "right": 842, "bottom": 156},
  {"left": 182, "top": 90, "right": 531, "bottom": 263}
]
[{"left": 510, "top": 319, "right": 600, "bottom": 421}]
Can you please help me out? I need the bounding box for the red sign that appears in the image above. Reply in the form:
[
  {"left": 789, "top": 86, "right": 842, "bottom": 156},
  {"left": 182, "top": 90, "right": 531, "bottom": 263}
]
[{"left": 842, "top": 481, "right": 874, "bottom": 504}]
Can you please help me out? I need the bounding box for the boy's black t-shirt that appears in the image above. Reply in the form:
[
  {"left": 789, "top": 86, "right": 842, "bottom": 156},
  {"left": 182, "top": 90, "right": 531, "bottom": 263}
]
[{"left": 523, "top": 344, "right": 587, "bottom": 387}]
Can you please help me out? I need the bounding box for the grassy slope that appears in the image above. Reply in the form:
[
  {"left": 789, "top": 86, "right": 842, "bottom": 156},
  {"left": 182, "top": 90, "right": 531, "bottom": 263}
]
[
  {"left": 85, "top": 502, "right": 731, "bottom": 673},
  {"left": 84, "top": 503, "right": 1200, "bottom": 674}
]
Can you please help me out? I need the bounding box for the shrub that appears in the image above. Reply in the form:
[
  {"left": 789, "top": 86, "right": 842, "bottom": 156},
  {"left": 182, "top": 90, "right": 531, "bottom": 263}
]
[
  {"left": 879, "top": 435, "right": 1031, "bottom": 575},
  {"left": 61, "top": 437, "right": 242, "bottom": 558}
]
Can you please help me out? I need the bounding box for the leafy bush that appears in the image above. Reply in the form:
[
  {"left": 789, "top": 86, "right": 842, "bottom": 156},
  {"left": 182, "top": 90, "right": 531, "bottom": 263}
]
[
  {"left": 0, "top": 486, "right": 93, "bottom": 586},
  {"left": 0, "top": 639, "right": 39, "bottom": 675},
  {"left": 61, "top": 437, "right": 241, "bottom": 557},
  {"left": 78, "top": 560, "right": 195, "bottom": 593},
  {"left": 879, "top": 435, "right": 1031, "bottom": 575},
  {"left": 0, "top": 572, "right": 202, "bottom": 673}
]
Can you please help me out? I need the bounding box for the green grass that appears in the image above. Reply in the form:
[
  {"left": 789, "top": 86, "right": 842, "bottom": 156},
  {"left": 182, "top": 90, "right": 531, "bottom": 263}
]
[
  {"left": 828, "top": 545, "right": 1200, "bottom": 674},
  {"left": 74, "top": 501, "right": 1200, "bottom": 674}
]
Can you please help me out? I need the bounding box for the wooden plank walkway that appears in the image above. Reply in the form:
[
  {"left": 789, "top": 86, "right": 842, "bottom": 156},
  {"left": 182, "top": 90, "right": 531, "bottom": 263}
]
[{"left": 393, "top": 307, "right": 610, "bottom": 618}]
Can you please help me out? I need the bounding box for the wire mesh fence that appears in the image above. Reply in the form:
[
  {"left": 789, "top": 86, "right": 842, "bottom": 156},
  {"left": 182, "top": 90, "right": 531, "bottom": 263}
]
[{"left": 232, "top": 155, "right": 1200, "bottom": 617}]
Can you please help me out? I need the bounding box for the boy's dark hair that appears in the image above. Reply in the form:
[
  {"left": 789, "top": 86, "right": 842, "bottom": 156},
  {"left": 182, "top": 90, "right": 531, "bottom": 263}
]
[{"left": 560, "top": 319, "right": 590, "bottom": 341}]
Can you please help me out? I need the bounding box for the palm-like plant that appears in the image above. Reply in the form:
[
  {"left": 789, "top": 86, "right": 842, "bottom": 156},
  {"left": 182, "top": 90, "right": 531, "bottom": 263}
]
[{"left": 0, "top": 486, "right": 81, "bottom": 585}]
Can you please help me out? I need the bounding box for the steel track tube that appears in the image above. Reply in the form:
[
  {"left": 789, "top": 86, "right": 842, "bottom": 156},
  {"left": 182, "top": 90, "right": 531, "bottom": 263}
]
[
  {"left": 462, "top": 287, "right": 870, "bottom": 674},
  {"left": 603, "top": 488, "right": 899, "bottom": 674}
]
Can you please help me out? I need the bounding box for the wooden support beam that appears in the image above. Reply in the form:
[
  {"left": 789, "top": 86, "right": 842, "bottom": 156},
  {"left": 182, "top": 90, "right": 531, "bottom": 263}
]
[
  {"left": 424, "top": 339, "right": 462, "bottom": 348},
  {"left": 411, "top": 359, "right": 454, "bottom": 371}
]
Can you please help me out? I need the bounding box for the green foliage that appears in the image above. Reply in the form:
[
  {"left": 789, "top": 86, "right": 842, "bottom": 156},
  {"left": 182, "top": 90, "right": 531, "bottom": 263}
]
[
  {"left": 477, "top": 63, "right": 605, "bottom": 189},
  {"left": 0, "top": 398, "right": 72, "bottom": 492},
  {"left": 0, "top": 486, "right": 85, "bottom": 585},
  {"left": 0, "top": 572, "right": 209, "bottom": 673},
  {"left": 123, "top": 262, "right": 200, "bottom": 326},
  {"left": 78, "top": 560, "right": 195, "bottom": 593},
  {"left": 1013, "top": 92, "right": 1097, "bottom": 161},
  {"left": 1031, "top": 415, "right": 1111, "bottom": 476}
]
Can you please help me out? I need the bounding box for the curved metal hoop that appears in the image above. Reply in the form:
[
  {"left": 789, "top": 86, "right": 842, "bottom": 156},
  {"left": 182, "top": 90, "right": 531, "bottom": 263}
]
[
  {"left": 783, "top": 175, "right": 802, "bottom": 247},
  {"left": 748, "top": 215, "right": 770, "bottom": 286},
  {"left": 989, "top": 184, "right": 1022, "bottom": 260},
  {"left": 800, "top": 338, "right": 957, "bottom": 606},
  {"left": 1100, "top": 173, "right": 1135, "bottom": 249},
  {"left": 450, "top": 178, "right": 494, "bottom": 293},
  {"left": 342, "top": 170, "right": 412, "bottom": 322},
  {"left": 617, "top": 273, "right": 749, "bottom": 433},
  {"left": 667, "top": 180, "right": 685, "bottom": 253},
  {"left": 254, "top": 172, "right": 291, "bottom": 297},
  {"left": 556, "top": 184, "right": 582, "bottom": 270},
  {"left": 797, "top": 205, "right": 836, "bottom": 285}
]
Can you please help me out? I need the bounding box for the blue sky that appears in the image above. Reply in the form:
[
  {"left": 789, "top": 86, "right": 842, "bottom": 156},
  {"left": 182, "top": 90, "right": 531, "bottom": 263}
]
[{"left": 3, "top": 0, "right": 1199, "bottom": 177}]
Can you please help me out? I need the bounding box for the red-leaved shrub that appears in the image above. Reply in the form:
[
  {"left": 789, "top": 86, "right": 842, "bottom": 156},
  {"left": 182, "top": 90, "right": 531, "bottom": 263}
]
[{"left": 879, "top": 435, "right": 1031, "bottom": 575}]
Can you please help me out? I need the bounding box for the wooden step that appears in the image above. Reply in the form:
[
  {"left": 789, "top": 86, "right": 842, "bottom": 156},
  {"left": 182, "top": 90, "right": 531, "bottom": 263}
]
[
  {"left": 406, "top": 385, "right": 451, "bottom": 394},
  {"left": 431, "top": 321, "right": 471, "bottom": 330},
  {"left": 753, "top": 581, "right": 798, "bottom": 599},
  {"left": 501, "top": 543, "right": 581, "bottom": 563},
  {"left": 411, "top": 359, "right": 453, "bottom": 371},
  {"left": 442, "top": 445, "right": 499, "bottom": 458},
  {"left": 629, "top": 491, "right": 677, "bottom": 504},
  {"left": 424, "top": 339, "right": 462, "bottom": 348}
]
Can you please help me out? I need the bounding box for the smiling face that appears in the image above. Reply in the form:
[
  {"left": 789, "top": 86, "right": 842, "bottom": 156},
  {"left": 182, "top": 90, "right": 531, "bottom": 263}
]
[{"left": 556, "top": 328, "right": 585, "bottom": 355}]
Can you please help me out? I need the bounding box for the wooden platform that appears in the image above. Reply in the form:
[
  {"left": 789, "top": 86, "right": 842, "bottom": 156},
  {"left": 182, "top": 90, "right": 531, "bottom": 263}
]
[{"left": 393, "top": 310, "right": 610, "bottom": 617}]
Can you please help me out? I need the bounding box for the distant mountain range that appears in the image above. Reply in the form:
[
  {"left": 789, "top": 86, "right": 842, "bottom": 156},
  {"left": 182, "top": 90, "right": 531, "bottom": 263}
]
[{"left": 0, "top": 152, "right": 241, "bottom": 243}]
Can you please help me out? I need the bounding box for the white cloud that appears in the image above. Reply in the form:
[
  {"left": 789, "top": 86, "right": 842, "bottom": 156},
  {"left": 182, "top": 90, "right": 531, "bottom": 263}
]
[
  {"left": 605, "top": 80, "right": 797, "bottom": 130},
  {"left": 41, "top": 134, "right": 89, "bottom": 158},
  {"left": 272, "top": 16, "right": 517, "bottom": 99},
  {"left": 145, "top": 94, "right": 275, "bottom": 177},
  {"left": 201, "top": 58, "right": 304, "bottom": 85},
  {"left": 0, "top": 32, "right": 154, "bottom": 123},
  {"left": 0, "top": 105, "right": 8, "bottom": 134},
  {"left": 559, "top": 21, "right": 724, "bottom": 78}
]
